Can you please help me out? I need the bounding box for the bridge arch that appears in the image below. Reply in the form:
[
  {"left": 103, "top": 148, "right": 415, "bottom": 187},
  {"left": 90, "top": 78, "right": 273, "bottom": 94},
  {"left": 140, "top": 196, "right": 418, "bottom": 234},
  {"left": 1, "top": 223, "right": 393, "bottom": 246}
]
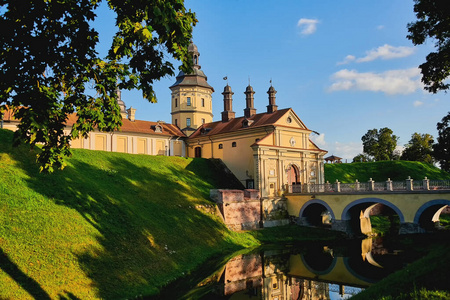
[
  {"left": 341, "top": 198, "right": 405, "bottom": 222},
  {"left": 414, "top": 199, "right": 450, "bottom": 230},
  {"left": 301, "top": 252, "right": 336, "bottom": 275},
  {"left": 298, "top": 199, "right": 336, "bottom": 227}
]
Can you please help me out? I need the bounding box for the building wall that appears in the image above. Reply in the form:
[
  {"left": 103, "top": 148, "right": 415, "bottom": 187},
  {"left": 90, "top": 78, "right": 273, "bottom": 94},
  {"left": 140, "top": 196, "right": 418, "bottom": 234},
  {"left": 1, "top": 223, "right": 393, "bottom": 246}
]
[
  {"left": 171, "top": 86, "right": 213, "bottom": 130},
  {"left": 68, "top": 130, "right": 183, "bottom": 157}
]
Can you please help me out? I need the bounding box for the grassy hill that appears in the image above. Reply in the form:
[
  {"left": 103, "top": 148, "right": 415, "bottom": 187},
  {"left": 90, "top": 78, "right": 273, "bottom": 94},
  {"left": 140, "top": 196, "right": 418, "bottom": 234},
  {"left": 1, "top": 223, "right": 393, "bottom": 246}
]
[
  {"left": 0, "top": 129, "right": 257, "bottom": 299},
  {"left": 325, "top": 161, "right": 450, "bottom": 183}
]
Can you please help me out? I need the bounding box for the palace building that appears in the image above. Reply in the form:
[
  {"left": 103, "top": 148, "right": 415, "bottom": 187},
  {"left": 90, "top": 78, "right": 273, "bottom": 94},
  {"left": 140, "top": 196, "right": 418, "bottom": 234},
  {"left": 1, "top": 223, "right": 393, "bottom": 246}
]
[{"left": 1, "top": 41, "right": 327, "bottom": 198}]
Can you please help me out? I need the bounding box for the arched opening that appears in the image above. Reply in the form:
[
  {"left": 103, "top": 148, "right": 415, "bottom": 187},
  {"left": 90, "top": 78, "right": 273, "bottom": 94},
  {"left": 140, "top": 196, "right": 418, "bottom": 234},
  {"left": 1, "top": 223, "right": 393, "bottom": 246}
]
[
  {"left": 287, "top": 164, "right": 300, "bottom": 193},
  {"left": 418, "top": 204, "right": 449, "bottom": 231},
  {"left": 194, "top": 146, "right": 202, "bottom": 158},
  {"left": 342, "top": 199, "right": 402, "bottom": 237},
  {"left": 300, "top": 203, "right": 332, "bottom": 228}
]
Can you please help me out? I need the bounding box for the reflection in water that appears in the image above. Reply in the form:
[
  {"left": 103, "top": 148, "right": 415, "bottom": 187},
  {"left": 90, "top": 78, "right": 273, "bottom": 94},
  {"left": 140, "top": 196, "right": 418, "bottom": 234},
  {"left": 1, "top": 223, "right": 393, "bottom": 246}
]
[{"left": 151, "top": 237, "right": 415, "bottom": 299}]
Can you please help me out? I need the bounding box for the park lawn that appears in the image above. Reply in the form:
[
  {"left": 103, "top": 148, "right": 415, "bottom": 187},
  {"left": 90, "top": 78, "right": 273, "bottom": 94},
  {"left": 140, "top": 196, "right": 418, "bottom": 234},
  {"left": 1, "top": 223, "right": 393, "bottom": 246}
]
[
  {"left": 0, "top": 129, "right": 258, "bottom": 299},
  {"left": 325, "top": 161, "right": 450, "bottom": 183}
]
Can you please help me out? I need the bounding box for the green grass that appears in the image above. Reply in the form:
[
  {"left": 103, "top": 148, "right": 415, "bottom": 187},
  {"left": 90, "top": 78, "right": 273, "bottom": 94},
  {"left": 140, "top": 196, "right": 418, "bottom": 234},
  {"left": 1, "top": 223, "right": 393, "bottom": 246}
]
[
  {"left": 0, "top": 129, "right": 258, "bottom": 299},
  {"left": 247, "top": 225, "right": 346, "bottom": 243},
  {"left": 325, "top": 161, "right": 450, "bottom": 183}
]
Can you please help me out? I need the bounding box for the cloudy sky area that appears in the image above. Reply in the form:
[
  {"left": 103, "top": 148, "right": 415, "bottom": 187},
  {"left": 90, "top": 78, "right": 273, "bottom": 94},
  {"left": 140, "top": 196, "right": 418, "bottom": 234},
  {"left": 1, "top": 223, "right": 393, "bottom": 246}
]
[{"left": 96, "top": 0, "right": 447, "bottom": 162}]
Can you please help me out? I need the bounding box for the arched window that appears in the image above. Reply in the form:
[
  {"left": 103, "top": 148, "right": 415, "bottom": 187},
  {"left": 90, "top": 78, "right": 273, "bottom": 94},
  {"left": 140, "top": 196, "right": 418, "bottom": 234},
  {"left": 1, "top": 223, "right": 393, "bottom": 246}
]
[
  {"left": 187, "top": 97, "right": 191, "bottom": 106},
  {"left": 174, "top": 98, "right": 178, "bottom": 107},
  {"left": 232, "top": 142, "right": 237, "bottom": 147},
  {"left": 194, "top": 55, "right": 198, "bottom": 65},
  {"left": 201, "top": 98, "right": 205, "bottom": 107},
  {"left": 218, "top": 144, "right": 223, "bottom": 149},
  {"left": 186, "top": 118, "right": 191, "bottom": 127}
]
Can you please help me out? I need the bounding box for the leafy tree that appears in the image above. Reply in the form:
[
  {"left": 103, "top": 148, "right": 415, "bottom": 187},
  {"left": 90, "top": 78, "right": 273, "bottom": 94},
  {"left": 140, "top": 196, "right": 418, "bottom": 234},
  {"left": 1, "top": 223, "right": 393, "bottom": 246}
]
[
  {"left": 407, "top": 0, "right": 450, "bottom": 93},
  {"left": 400, "top": 132, "right": 434, "bottom": 164},
  {"left": 361, "top": 128, "right": 399, "bottom": 161},
  {"left": 352, "top": 153, "right": 373, "bottom": 163},
  {"left": 433, "top": 112, "right": 450, "bottom": 171},
  {"left": 0, "top": 0, "right": 196, "bottom": 172}
]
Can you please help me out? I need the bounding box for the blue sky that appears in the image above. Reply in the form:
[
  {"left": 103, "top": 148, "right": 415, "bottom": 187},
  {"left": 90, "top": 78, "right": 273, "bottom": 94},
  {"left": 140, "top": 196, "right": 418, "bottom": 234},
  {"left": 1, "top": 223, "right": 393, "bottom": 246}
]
[{"left": 96, "top": 0, "right": 447, "bottom": 162}]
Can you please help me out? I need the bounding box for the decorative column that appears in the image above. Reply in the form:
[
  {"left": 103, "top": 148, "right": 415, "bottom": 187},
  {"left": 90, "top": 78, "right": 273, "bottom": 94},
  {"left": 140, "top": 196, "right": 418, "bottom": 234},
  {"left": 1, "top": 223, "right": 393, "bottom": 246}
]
[
  {"left": 406, "top": 176, "right": 413, "bottom": 191},
  {"left": 423, "top": 177, "right": 430, "bottom": 190},
  {"left": 368, "top": 178, "right": 375, "bottom": 191},
  {"left": 386, "top": 178, "right": 393, "bottom": 191}
]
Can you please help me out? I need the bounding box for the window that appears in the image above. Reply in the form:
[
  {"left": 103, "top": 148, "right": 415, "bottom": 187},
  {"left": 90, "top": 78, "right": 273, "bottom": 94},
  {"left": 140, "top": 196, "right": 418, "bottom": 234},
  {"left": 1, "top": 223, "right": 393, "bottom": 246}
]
[
  {"left": 201, "top": 98, "right": 205, "bottom": 107},
  {"left": 175, "top": 98, "right": 178, "bottom": 107},
  {"left": 218, "top": 144, "right": 223, "bottom": 149},
  {"left": 201, "top": 118, "right": 205, "bottom": 124},
  {"left": 186, "top": 118, "right": 191, "bottom": 127},
  {"left": 232, "top": 142, "right": 237, "bottom": 147},
  {"left": 174, "top": 119, "right": 178, "bottom": 126},
  {"left": 187, "top": 97, "right": 191, "bottom": 106}
]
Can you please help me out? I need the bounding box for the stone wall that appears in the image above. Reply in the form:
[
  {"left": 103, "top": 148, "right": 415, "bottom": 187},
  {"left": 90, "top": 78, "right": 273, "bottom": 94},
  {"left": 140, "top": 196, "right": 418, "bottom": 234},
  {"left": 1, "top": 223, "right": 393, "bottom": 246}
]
[{"left": 210, "top": 189, "right": 261, "bottom": 231}]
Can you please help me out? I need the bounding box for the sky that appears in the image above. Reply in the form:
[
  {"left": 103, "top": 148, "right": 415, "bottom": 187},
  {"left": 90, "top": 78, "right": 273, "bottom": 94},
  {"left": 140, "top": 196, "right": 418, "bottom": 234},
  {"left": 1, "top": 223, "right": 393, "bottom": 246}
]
[{"left": 95, "top": 0, "right": 448, "bottom": 162}]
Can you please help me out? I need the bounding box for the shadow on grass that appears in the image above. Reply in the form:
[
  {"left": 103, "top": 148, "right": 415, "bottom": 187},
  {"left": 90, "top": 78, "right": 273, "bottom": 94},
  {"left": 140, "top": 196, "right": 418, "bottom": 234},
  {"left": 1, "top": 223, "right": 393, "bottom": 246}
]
[
  {"left": 0, "top": 129, "right": 246, "bottom": 298},
  {"left": 0, "top": 247, "right": 51, "bottom": 300}
]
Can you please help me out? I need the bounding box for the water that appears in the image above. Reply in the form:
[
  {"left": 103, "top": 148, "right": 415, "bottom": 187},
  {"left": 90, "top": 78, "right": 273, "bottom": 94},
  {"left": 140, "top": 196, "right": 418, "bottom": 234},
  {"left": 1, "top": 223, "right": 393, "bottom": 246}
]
[{"left": 148, "top": 237, "right": 423, "bottom": 299}]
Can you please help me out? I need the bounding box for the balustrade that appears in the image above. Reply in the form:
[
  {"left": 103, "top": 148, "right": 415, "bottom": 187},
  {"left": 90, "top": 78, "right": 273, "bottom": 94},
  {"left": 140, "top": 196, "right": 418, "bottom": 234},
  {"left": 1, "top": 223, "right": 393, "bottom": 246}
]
[{"left": 287, "top": 177, "right": 450, "bottom": 194}]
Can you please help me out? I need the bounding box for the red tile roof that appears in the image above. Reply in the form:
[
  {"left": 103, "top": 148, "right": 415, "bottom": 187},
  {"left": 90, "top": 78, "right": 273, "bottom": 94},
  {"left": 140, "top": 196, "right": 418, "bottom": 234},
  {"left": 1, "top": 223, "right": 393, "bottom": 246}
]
[
  {"left": 65, "top": 114, "right": 185, "bottom": 137},
  {"left": 189, "top": 108, "right": 300, "bottom": 138}
]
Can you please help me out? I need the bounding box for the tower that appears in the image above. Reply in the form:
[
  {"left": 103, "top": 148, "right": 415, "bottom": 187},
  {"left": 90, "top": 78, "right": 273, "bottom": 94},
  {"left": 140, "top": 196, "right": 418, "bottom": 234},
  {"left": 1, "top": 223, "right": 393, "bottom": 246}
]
[{"left": 169, "top": 41, "right": 214, "bottom": 136}]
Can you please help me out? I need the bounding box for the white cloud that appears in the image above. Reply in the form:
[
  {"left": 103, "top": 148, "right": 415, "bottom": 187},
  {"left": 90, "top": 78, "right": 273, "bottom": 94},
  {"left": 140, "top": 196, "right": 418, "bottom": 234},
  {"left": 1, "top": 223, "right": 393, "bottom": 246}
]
[
  {"left": 377, "top": 25, "right": 385, "bottom": 30},
  {"left": 338, "top": 44, "right": 415, "bottom": 65},
  {"left": 357, "top": 44, "right": 415, "bottom": 62},
  {"left": 413, "top": 100, "right": 424, "bottom": 107},
  {"left": 310, "top": 133, "right": 327, "bottom": 148},
  {"left": 328, "top": 68, "right": 422, "bottom": 95},
  {"left": 337, "top": 55, "right": 356, "bottom": 65},
  {"left": 327, "top": 141, "right": 362, "bottom": 163},
  {"left": 297, "top": 18, "right": 319, "bottom": 35}
]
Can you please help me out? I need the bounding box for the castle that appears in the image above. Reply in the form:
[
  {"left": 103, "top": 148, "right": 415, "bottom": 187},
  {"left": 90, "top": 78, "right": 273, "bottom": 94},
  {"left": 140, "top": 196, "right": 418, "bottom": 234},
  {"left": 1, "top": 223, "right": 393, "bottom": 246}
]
[{"left": 1, "top": 42, "right": 327, "bottom": 198}]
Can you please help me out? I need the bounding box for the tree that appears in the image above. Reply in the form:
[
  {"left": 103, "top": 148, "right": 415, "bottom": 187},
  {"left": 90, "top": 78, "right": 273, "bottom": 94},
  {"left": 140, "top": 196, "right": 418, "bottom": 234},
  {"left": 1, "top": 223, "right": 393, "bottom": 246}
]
[
  {"left": 400, "top": 132, "right": 434, "bottom": 164},
  {"left": 0, "top": 0, "right": 196, "bottom": 172},
  {"left": 361, "top": 128, "right": 399, "bottom": 161},
  {"left": 352, "top": 153, "right": 373, "bottom": 163},
  {"left": 407, "top": 0, "right": 450, "bottom": 93},
  {"left": 433, "top": 112, "right": 450, "bottom": 171}
]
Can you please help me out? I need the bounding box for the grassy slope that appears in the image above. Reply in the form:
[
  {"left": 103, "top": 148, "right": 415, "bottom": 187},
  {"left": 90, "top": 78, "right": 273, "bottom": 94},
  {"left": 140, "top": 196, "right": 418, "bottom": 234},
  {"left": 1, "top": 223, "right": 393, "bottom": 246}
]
[
  {"left": 325, "top": 161, "right": 450, "bottom": 183},
  {"left": 0, "top": 129, "right": 258, "bottom": 299}
]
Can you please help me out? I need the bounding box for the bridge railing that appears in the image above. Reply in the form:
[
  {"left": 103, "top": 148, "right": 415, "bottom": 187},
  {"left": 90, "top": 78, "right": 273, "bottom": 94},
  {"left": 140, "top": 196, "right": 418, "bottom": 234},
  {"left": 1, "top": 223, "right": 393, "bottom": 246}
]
[{"left": 288, "top": 177, "right": 450, "bottom": 194}]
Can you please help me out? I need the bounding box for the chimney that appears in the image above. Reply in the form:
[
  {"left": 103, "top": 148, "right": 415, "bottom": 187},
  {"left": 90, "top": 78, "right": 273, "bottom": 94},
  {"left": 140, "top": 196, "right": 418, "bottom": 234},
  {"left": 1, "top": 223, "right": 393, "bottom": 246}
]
[
  {"left": 267, "top": 85, "right": 278, "bottom": 113},
  {"left": 127, "top": 107, "right": 136, "bottom": 122},
  {"left": 221, "top": 85, "right": 235, "bottom": 122},
  {"left": 244, "top": 85, "right": 256, "bottom": 118}
]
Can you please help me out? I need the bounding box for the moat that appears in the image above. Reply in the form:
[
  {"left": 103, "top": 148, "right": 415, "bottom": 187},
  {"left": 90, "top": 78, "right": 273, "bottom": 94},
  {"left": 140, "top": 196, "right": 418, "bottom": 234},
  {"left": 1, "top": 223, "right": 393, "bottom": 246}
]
[{"left": 149, "top": 236, "right": 425, "bottom": 299}]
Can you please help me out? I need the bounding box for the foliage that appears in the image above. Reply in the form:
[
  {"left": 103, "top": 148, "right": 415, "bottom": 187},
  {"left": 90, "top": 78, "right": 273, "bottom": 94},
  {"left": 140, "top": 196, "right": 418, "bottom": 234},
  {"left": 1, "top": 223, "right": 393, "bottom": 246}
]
[
  {"left": 352, "top": 153, "right": 373, "bottom": 163},
  {"left": 433, "top": 112, "right": 450, "bottom": 172},
  {"left": 361, "top": 127, "right": 399, "bottom": 161},
  {"left": 401, "top": 132, "right": 434, "bottom": 164},
  {"left": 324, "top": 160, "right": 450, "bottom": 183},
  {"left": 0, "top": 129, "right": 257, "bottom": 299},
  {"left": 0, "top": 0, "right": 196, "bottom": 172},
  {"left": 407, "top": 0, "right": 450, "bottom": 93}
]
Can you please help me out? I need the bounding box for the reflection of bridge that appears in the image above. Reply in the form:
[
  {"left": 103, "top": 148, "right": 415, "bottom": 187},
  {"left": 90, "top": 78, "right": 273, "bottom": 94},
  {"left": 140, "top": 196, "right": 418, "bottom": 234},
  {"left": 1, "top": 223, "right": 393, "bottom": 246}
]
[
  {"left": 286, "top": 178, "right": 450, "bottom": 235},
  {"left": 218, "top": 239, "right": 391, "bottom": 299}
]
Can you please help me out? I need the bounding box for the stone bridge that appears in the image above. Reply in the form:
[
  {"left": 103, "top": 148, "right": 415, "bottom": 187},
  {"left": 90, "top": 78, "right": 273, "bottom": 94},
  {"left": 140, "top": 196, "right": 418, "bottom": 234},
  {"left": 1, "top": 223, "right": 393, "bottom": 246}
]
[{"left": 286, "top": 178, "right": 450, "bottom": 235}]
